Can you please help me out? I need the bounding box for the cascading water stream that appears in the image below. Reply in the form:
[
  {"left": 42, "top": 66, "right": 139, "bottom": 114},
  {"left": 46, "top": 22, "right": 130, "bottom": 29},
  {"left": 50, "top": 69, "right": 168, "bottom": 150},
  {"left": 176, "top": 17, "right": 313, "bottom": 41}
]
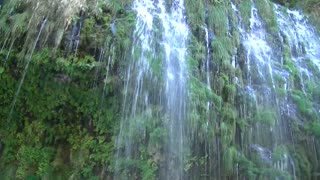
[
  {"left": 275, "top": 4, "right": 320, "bottom": 92},
  {"left": 4, "top": 37, "right": 16, "bottom": 64},
  {"left": 201, "top": 22, "right": 219, "bottom": 178},
  {"left": 240, "top": 2, "right": 277, "bottom": 150},
  {"left": 204, "top": 27, "right": 211, "bottom": 90},
  {"left": 235, "top": 1, "right": 297, "bottom": 176},
  {"left": 98, "top": 44, "right": 114, "bottom": 122},
  {"left": 232, "top": 1, "right": 275, "bottom": 104},
  {"left": 213, "top": 1, "right": 320, "bottom": 178},
  {"left": 274, "top": 7, "right": 320, "bottom": 177},
  {"left": 1, "top": 31, "right": 17, "bottom": 66},
  {"left": 159, "top": 0, "right": 189, "bottom": 178},
  {"left": 246, "top": 2, "right": 275, "bottom": 92},
  {"left": 278, "top": 6, "right": 320, "bottom": 68},
  {"left": 92, "top": 47, "right": 105, "bottom": 88},
  {"left": 7, "top": 18, "right": 47, "bottom": 123},
  {"left": 1, "top": 0, "right": 320, "bottom": 179},
  {"left": 114, "top": 0, "right": 189, "bottom": 179},
  {"left": 115, "top": 1, "right": 155, "bottom": 174},
  {"left": 0, "top": 31, "right": 11, "bottom": 54}
]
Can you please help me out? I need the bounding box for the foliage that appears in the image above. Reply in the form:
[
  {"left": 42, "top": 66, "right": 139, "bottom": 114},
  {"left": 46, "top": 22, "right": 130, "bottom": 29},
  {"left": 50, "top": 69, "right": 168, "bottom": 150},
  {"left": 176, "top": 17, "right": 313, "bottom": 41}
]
[
  {"left": 272, "top": 145, "right": 288, "bottom": 162},
  {"left": 207, "top": 4, "right": 228, "bottom": 36},
  {"left": 237, "top": 155, "right": 258, "bottom": 179},
  {"left": 291, "top": 90, "right": 318, "bottom": 121},
  {"left": 238, "top": 0, "right": 252, "bottom": 30},
  {"left": 272, "top": 0, "right": 298, "bottom": 8},
  {"left": 0, "top": 47, "right": 119, "bottom": 178},
  {"left": 291, "top": 147, "right": 312, "bottom": 179},
  {"left": 0, "top": 0, "right": 319, "bottom": 179},
  {"left": 254, "top": 106, "right": 277, "bottom": 127},
  {"left": 255, "top": 0, "right": 279, "bottom": 33},
  {"left": 306, "top": 122, "right": 320, "bottom": 137},
  {"left": 185, "top": 0, "right": 205, "bottom": 31},
  {"left": 223, "top": 146, "right": 237, "bottom": 174}
]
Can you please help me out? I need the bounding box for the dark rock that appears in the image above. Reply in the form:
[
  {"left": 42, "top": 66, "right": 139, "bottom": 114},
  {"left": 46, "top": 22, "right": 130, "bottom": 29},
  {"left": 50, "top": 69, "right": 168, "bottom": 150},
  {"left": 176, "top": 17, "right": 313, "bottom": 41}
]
[
  {"left": 208, "top": 30, "right": 214, "bottom": 41},
  {"left": 173, "top": 1, "right": 180, "bottom": 10},
  {"left": 250, "top": 144, "right": 272, "bottom": 164},
  {"left": 54, "top": 74, "right": 72, "bottom": 84},
  {"left": 65, "top": 11, "right": 85, "bottom": 57},
  {"left": 110, "top": 20, "right": 117, "bottom": 35},
  {"left": 0, "top": 139, "right": 3, "bottom": 155}
]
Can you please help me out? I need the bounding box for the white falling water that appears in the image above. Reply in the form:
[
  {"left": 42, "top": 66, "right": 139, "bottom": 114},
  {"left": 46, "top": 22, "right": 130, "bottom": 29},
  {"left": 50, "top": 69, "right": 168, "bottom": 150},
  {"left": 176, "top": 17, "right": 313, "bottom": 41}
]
[
  {"left": 115, "top": 0, "right": 189, "bottom": 179},
  {"left": 7, "top": 18, "right": 47, "bottom": 122},
  {"left": 274, "top": 9, "right": 320, "bottom": 178},
  {"left": 235, "top": 1, "right": 297, "bottom": 177},
  {"left": 275, "top": 4, "right": 320, "bottom": 76},
  {"left": 115, "top": 0, "right": 156, "bottom": 176},
  {"left": 204, "top": 26, "right": 211, "bottom": 89},
  {"left": 241, "top": 2, "right": 275, "bottom": 104},
  {"left": 159, "top": 0, "right": 189, "bottom": 179},
  {"left": 275, "top": 4, "right": 320, "bottom": 128}
]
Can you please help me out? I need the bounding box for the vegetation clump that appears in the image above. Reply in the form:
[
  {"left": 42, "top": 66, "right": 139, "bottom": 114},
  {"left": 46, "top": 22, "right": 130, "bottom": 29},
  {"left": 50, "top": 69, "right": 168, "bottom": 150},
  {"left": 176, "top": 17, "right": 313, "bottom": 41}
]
[{"left": 0, "top": 0, "right": 319, "bottom": 179}]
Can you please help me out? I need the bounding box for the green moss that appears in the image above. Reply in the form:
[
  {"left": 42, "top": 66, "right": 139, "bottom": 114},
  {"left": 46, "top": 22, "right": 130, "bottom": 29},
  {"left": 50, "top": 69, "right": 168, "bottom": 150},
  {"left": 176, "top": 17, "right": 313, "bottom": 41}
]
[
  {"left": 291, "top": 90, "right": 318, "bottom": 121},
  {"left": 273, "top": 74, "right": 287, "bottom": 97},
  {"left": 238, "top": 0, "right": 252, "bottom": 30},
  {"left": 260, "top": 168, "right": 291, "bottom": 180},
  {"left": 106, "top": 0, "right": 133, "bottom": 15},
  {"left": 282, "top": 44, "right": 302, "bottom": 89},
  {"left": 236, "top": 155, "right": 258, "bottom": 179},
  {"left": 223, "top": 84, "right": 236, "bottom": 103},
  {"left": 16, "top": 146, "right": 55, "bottom": 178},
  {"left": 272, "top": 145, "right": 288, "bottom": 162},
  {"left": 220, "top": 122, "right": 235, "bottom": 151},
  {"left": 249, "top": 106, "right": 278, "bottom": 127},
  {"left": 276, "top": 87, "right": 287, "bottom": 97},
  {"left": 273, "top": 74, "right": 286, "bottom": 86},
  {"left": 208, "top": 4, "right": 228, "bottom": 36},
  {"left": 306, "top": 122, "right": 320, "bottom": 137},
  {"left": 291, "top": 147, "right": 312, "bottom": 179},
  {"left": 212, "top": 37, "right": 231, "bottom": 64},
  {"left": 223, "top": 146, "right": 237, "bottom": 174},
  {"left": 0, "top": 0, "right": 319, "bottom": 179},
  {"left": 255, "top": 0, "right": 279, "bottom": 33},
  {"left": 222, "top": 103, "right": 237, "bottom": 124},
  {"left": 305, "top": 81, "right": 320, "bottom": 101},
  {"left": 185, "top": 0, "right": 205, "bottom": 31},
  {"left": 114, "top": 10, "right": 136, "bottom": 53},
  {"left": 0, "top": 47, "right": 119, "bottom": 179},
  {"left": 305, "top": 58, "right": 320, "bottom": 78}
]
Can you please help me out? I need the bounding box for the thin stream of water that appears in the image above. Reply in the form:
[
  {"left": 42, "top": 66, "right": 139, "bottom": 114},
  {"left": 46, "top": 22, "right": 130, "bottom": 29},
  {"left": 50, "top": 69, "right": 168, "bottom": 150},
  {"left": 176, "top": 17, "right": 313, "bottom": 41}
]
[{"left": 7, "top": 18, "right": 47, "bottom": 123}]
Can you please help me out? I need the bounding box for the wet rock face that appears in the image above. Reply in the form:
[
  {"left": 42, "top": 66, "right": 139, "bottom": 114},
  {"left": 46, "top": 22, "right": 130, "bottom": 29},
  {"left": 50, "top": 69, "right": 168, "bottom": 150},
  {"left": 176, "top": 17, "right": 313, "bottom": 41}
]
[
  {"left": 54, "top": 74, "right": 72, "bottom": 84},
  {"left": 250, "top": 144, "right": 272, "bottom": 164},
  {"left": 65, "top": 13, "right": 85, "bottom": 57},
  {"left": 0, "top": 139, "right": 3, "bottom": 155}
]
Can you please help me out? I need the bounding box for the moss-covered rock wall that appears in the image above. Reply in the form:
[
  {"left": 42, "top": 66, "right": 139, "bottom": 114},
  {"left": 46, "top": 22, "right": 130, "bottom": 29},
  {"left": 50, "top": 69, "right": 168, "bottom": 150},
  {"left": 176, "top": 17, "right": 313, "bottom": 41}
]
[{"left": 0, "top": 0, "right": 319, "bottom": 179}]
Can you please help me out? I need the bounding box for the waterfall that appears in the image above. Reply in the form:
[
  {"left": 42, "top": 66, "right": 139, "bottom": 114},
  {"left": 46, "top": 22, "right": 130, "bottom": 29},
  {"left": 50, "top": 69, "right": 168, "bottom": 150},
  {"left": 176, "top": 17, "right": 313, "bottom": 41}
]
[
  {"left": 276, "top": 5, "right": 320, "bottom": 69},
  {"left": 1, "top": 0, "right": 320, "bottom": 179},
  {"left": 114, "top": 0, "right": 189, "bottom": 179},
  {"left": 7, "top": 18, "right": 47, "bottom": 123},
  {"left": 243, "top": 2, "right": 275, "bottom": 94},
  {"left": 235, "top": 1, "right": 299, "bottom": 178},
  {"left": 114, "top": 0, "right": 158, "bottom": 177},
  {"left": 160, "top": 0, "right": 189, "bottom": 178},
  {"left": 238, "top": 1, "right": 277, "bottom": 151},
  {"left": 275, "top": 4, "right": 320, "bottom": 94}
]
